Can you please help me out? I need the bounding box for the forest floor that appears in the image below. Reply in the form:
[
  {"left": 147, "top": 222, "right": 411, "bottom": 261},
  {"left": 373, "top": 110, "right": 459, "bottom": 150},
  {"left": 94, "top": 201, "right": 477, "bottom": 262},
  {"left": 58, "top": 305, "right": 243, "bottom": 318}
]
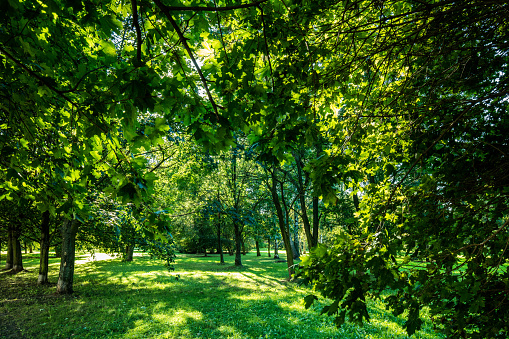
[{"left": 0, "top": 251, "right": 445, "bottom": 339}]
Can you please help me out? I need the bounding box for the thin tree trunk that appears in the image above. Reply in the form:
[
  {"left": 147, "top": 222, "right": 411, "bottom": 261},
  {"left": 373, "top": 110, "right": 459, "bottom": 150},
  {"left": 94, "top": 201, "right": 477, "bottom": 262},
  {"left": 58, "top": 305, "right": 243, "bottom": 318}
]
[
  {"left": 312, "top": 196, "right": 319, "bottom": 247},
  {"left": 274, "top": 239, "right": 279, "bottom": 258},
  {"left": 294, "top": 153, "right": 315, "bottom": 250},
  {"left": 54, "top": 242, "right": 62, "bottom": 258},
  {"left": 267, "top": 237, "right": 271, "bottom": 257},
  {"left": 38, "top": 210, "right": 51, "bottom": 284},
  {"left": 234, "top": 221, "right": 242, "bottom": 266},
  {"left": 241, "top": 238, "right": 246, "bottom": 255},
  {"left": 5, "top": 226, "right": 13, "bottom": 269},
  {"left": 217, "top": 217, "right": 224, "bottom": 264},
  {"left": 291, "top": 215, "right": 300, "bottom": 259},
  {"left": 311, "top": 143, "right": 322, "bottom": 248},
  {"left": 269, "top": 170, "right": 295, "bottom": 278},
  {"left": 255, "top": 239, "right": 261, "bottom": 256},
  {"left": 56, "top": 219, "right": 79, "bottom": 294},
  {"left": 29, "top": 242, "right": 33, "bottom": 253}
]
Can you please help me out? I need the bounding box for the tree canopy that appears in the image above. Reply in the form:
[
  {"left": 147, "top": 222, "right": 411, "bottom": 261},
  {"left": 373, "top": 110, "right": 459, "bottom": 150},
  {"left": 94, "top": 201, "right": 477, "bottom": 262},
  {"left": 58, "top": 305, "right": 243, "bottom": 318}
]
[{"left": 1, "top": 0, "right": 508, "bottom": 337}]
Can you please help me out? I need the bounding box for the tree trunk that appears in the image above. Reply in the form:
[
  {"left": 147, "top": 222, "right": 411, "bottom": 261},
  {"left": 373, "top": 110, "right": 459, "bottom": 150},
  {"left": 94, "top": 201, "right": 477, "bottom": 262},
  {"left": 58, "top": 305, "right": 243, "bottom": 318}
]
[
  {"left": 12, "top": 237, "right": 23, "bottom": 272},
  {"left": 54, "top": 242, "right": 62, "bottom": 258},
  {"left": 291, "top": 217, "right": 300, "bottom": 259},
  {"left": 312, "top": 196, "right": 319, "bottom": 247},
  {"left": 56, "top": 219, "right": 79, "bottom": 294},
  {"left": 255, "top": 239, "right": 261, "bottom": 256},
  {"left": 125, "top": 245, "right": 134, "bottom": 261},
  {"left": 217, "top": 222, "right": 224, "bottom": 264},
  {"left": 267, "top": 237, "right": 271, "bottom": 257},
  {"left": 5, "top": 226, "right": 13, "bottom": 269},
  {"left": 38, "top": 210, "right": 51, "bottom": 284},
  {"left": 294, "top": 153, "right": 315, "bottom": 250},
  {"left": 29, "top": 242, "right": 33, "bottom": 253},
  {"left": 241, "top": 238, "right": 246, "bottom": 255},
  {"left": 234, "top": 221, "right": 242, "bottom": 266},
  {"left": 12, "top": 224, "right": 23, "bottom": 272},
  {"left": 269, "top": 170, "right": 295, "bottom": 278}
]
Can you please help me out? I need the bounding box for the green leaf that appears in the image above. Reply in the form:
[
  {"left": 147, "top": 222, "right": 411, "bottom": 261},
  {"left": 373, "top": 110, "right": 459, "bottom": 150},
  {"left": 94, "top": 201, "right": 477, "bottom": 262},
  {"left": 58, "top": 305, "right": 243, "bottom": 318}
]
[
  {"left": 100, "top": 40, "right": 117, "bottom": 58},
  {"left": 304, "top": 294, "right": 318, "bottom": 309}
]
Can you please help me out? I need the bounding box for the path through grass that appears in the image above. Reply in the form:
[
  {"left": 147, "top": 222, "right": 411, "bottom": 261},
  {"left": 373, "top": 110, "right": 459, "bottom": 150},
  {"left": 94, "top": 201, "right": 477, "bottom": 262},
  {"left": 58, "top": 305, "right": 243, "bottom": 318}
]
[{"left": 0, "top": 251, "right": 444, "bottom": 338}]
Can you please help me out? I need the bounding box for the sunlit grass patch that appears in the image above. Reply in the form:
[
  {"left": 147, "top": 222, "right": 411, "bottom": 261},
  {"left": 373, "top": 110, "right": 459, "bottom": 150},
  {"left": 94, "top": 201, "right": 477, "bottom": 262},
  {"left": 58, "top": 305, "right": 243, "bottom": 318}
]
[{"left": 0, "top": 251, "right": 445, "bottom": 338}]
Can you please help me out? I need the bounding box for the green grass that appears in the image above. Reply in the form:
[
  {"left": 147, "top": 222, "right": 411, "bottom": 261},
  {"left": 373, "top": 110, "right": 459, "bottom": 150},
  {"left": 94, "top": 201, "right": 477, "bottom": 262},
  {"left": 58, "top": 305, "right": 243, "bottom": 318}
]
[{"left": 0, "top": 251, "right": 444, "bottom": 339}]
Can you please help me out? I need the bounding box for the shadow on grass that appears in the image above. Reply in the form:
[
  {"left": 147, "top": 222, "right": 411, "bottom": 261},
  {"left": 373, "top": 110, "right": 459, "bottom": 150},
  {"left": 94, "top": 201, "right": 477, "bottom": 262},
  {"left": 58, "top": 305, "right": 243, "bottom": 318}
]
[{"left": 0, "top": 252, "right": 444, "bottom": 339}]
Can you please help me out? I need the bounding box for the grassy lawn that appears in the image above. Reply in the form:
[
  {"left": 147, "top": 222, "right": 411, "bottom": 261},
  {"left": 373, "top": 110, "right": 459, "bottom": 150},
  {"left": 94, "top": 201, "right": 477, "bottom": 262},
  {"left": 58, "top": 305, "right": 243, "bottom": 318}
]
[{"left": 0, "top": 251, "right": 444, "bottom": 339}]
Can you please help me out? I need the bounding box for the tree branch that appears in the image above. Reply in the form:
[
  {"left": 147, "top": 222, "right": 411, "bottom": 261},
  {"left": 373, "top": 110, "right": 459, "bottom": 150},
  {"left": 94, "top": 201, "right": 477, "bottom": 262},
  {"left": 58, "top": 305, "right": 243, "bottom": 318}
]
[
  {"left": 157, "top": 0, "right": 267, "bottom": 12},
  {"left": 131, "top": 0, "right": 143, "bottom": 64},
  {"left": 153, "top": 0, "right": 219, "bottom": 116}
]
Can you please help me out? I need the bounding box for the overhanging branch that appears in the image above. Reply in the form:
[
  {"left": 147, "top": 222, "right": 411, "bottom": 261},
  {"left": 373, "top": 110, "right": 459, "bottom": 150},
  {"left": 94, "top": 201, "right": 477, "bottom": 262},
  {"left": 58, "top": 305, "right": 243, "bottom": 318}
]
[
  {"left": 157, "top": 0, "right": 267, "bottom": 12},
  {"left": 153, "top": 0, "right": 219, "bottom": 116}
]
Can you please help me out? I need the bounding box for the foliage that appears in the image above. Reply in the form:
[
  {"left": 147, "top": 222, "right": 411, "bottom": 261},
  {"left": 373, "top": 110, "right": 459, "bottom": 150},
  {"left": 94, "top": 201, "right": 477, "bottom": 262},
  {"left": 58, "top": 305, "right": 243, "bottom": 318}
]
[
  {"left": 296, "top": 1, "right": 509, "bottom": 338},
  {"left": 1, "top": 0, "right": 508, "bottom": 336}
]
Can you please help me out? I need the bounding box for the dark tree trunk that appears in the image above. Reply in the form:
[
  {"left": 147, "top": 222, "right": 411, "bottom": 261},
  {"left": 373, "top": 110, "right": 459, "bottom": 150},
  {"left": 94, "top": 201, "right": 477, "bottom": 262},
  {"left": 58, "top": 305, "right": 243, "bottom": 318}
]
[
  {"left": 255, "top": 239, "right": 261, "bottom": 256},
  {"left": 217, "top": 219, "right": 224, "bottom": 264},
  {"left": 12, "top": 224, "right": 23, "bottom": 272},
  {"left": 29, "top": 242, "right": 33, "bottom": 253},
  {"left": 234, "top": 221, "right": 242, "bottom": 266},
  {"left": 291, "top": 223, "right": 300, "bottom": 259},
  {"left": 312, "top": 196, "right": 319, "bottom": 248},
  {"left": 12, "top": 237, "right": 23, "bottom": 272},
  {"left": 241, "top": 238, "right": 246, "bottom": 255},
  {"left": 38, "top": 210, "right": 51, "bottom": 284},
  {"left": 269, "top": 170, "right": 295, "bottom": 279},
  {"left": 56, "top": 219, "right": 79, "bottom": 294},
  {"left": 294, "top": 153, "right": 315, "bottom": 250},
  {"left": 24, "top": 241, "right": 28, "bottom": 254},
  {"left": 267, "top": 238, "right": 271, "bottom": 257},
  {"left": 125, "top": 245, "right": 134, "bottom": 261},
  {"left": 5, "top": 227, "right": 13, "bottom": 269}
]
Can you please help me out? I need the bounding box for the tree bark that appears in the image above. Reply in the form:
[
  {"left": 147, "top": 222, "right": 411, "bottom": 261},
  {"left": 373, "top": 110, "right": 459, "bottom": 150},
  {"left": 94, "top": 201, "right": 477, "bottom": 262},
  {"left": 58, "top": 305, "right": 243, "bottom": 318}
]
[
  {"left": 5, "top": 226, "right": 13, "bottom": 269},
  {"left": 255, "top": 239, "right": 261, "bottom": 256},
  {"left": 267, "top": 237, "right": 271, "bottom": 257},
  {"left": 291, "top": 216, "right": 300, "bottom": 259},
  {"left": 12, "top": 237, "right": 23, "bottom": 272},
  {"left": 294, "top": 153, "right": 315, "bottom": 250},
  {"left": 125, "top": 245, "right": 134, "bottom": 261},
  {"left": 233, "top": 221, "right": 242, "bottom": 266},
  {"left": 56, "top": 219, "right": 79, "bottom": 294},
  {"left": 269, "top": 170, "right": 295, "bottom": 278},
  {"left": 12, "top": 224, "right": 23, "bottom": 272},
  {"left": 274, "top": 238, "right": 279, "bottom": 258},
  {"left": 216, "top": 217, "right": 224, "bottom": 264},
  {"left": 38, "top": 210, "right": 51, "bottom": 284},
  {"left": 312, "top": 196, "right": 319, "bottom": 247}
]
